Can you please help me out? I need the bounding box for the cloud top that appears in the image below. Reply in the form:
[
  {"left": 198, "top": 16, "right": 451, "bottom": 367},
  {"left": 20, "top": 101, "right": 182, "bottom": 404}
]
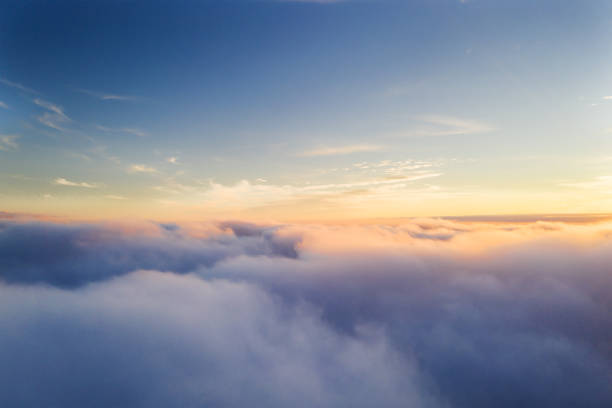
[{"left": 0, "top": 217, "right": 611, "bottom": 407}]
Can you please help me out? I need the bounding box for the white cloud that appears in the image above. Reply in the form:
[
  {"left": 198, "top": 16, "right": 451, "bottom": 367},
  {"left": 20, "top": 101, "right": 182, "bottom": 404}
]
[
  {"left": 166, "top": 156, "right": 179, "bottom": 164},
  {"left": 34, "top": 99, "right": 66, "bottom": 117},
  {"left": 122, "top": 128, "right": 147, "bottom": 137},
  {"left": 53, "top": 178, "right": 97, "bottom": 188},
  {"left": 0, "top": 78, "right": 38, "bottom": 94},
  {"left": 602, "top": 96, "right": 612, "bottom": 100},
  {"left": 299, "top": 144, "right": 383, "bottom": 157},
  {"left": 0, "top": 134, "right": 19, "bottom": 151},
  {"left": 560, "top": 176, "right": 612, "bottom": 192},
  {"left": 405, "top": 115, "right": 495, "bottom": 137},
  {"left": 38, "top": 112, "right": 69, "bottom": 131},
  {"left": 77, "top": 89, "right": 140, "bottom": 101},
  {"left": 129, "top": 164, "right": 158, "bottom": 173},
  {"left": 97, "top": 125, "right": 147, "bottom": 137},
  {"left": 154, "top": 171, "right": 442, "bottom": 212},
  {"left": 0, "top": 101, "right": 8, "bottom": 109},
  {"left": 147, "top": 157, "right": 445, "bottom": 214},
  {"left": 34, "top": 98, "right": 70, "bottom": 131}
]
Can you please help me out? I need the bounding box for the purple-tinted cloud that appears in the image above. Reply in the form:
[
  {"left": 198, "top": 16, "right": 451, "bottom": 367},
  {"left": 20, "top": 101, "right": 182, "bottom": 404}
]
[
  {"left": 0, "top": 220, "right": 300, "bottom": 287},
  {"left": 0, "top": 219, "right": 611, "bottom": 407}
]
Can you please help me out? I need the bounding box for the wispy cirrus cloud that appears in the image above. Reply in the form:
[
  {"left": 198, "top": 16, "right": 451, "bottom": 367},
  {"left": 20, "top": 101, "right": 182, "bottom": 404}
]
[
  {"left": 154, "top": 171, "right": 442, "bottom": 213},
  {"left": 96, "top": 125, "right": 147, "bottom": 137},
  {"left": 560, "top": 176, "right": 612, "bottom": 192},
  {"left": 122, "top": 128, "right": 147, "bottom": 137},
  {"left": 402, "top": 115, "right": 495, "bottom": 137},
  {"left": 34, "top": 98, "right": 70, "bottom": 131},
  {"left": 129, "top": 164, "right": 158, "bottom": 173},
  {"left": 77, "top": 88, "right": 141, "bottom": 102},
  {"left": 0, "top": 78, "right": 39, "bottom": 94},
  {"left": 0, "top": 135, "right": 19, "bottom": 151},
  {"left": 0, "top": 101, "right": 8, "bottom": 109},
  {"left": 299, "top": 144, "right": 383, "bottom": 157},
  {"left": 53, "top": 177, "right": 97, "bottom": 188},
  {"left": 34, "top": 99, "right": 66, "bottom": 117}
]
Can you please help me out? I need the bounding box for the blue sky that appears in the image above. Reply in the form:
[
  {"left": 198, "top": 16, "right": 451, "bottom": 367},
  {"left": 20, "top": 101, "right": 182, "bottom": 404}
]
[{"left": 1, "top": 0, "right": 612, "bottom": 219}]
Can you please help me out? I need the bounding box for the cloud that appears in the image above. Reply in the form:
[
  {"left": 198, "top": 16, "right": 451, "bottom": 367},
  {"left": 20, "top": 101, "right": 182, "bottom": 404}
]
[
  {"left": 34, "top": 98, "right": 66, "bottom": 116},
  {"left": 299, "top": 144, "right": 383, "bottom": 157},
  {"left": 0, "top": 134, "right": 19, "bottom": 151},
  {"left": 0, "top": 101, "right": 8, "bottom": 109},
  {"left": 603, "top": 96, "right": 612, "bottom": 100},
  {"left": 122, "top": 128, "right": 147, "bottom": 137},
  {"left": 77, "top": 88, "right": 141, "bottom": 101},
  {"left": 166, "top": 156, "right": 179, "bottom": 164},
  {"left": 0, "top": 220, "right": 300, "bottom": 287},
  {"left": 34, "top": 98, "right": 70, "bottom": 131},
  {"left": 559, "top": 176, "right": 612, "bottom": 192},
  {"left": 150, "top": 162, "right": 444, "bottom": 216},
  {"left": 195, "top": 173, "right": 442, "bottom": 214},
  {"left": 129, "top": 164, "right": 158, "bottom": 173},
  {"left": 0, "top": 218, "right": 611, "bottom": 407},
  {"left": 0, "top": 271, "right": 432, "bottom": 408},
  {"left": 53, "top": 177, "right": 97, "bottom": 188},
  {"left": 104, "top": 195, "right": 127, "bottom": 200},
  {"left": 0, "top": 78, "right": 38, "bottom": 94},
  {"left": 97, "top": 125, "right": 147, "bottom": 137},
  {"left": 402, "top": 116, "right": 495, "bottom": 137}
]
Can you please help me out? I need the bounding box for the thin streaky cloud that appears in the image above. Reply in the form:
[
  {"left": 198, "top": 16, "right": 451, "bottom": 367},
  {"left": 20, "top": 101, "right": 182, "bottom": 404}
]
[
  {"left": 0, "top": 135, "right": 19, "bottom": 151},
  {"left": 97, "top": 125, "right": 147, "bottom": 137},
  {"left": 0, "top": 101, "right": 8, "bottom": 109},
  {"left": 603, "top": 96, "right": 612, "bottom": 100},
  {"left": 53, "top": 178, "right": 97, "bottom": 188},
  {"left": 399, "top": 115, "right": 495, "bottom": 137},
  {"left": 122, "top": 128, "right": 147, "bottom": 137},
  {"left": 77, "top": 88, "right": 141, "bottom": 102},
  {"left": 37, "top": 113, "right": 68, "bottom": 131},
  {"left": 104, "top": 195, "right": 127, "bottom": 200},
  {"left": 299, "top": 144, "right": 383, "bottom": 157},
  {"left": 34, "top": 99, "right": 70, "bottom": 131},
  {"left": 33, "top": 99, "right": 68, "bottom": 118},
  {"left": 300, "top": 172, "right": 442, "bottom": 191},
  {"left": 0, "top": 78, "right": 39, "bottom": 94},
  {"left": 129, "top": 164, "right": 158, "bottom": 173},
  {"left": 559, "top": 176, "right": 612, "bottom": 191}
]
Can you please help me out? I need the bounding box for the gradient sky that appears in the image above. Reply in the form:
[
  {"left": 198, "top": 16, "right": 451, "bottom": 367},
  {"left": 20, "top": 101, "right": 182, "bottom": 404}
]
[{"left": 1, "top": 0, "right": 612, "bottom": 220}]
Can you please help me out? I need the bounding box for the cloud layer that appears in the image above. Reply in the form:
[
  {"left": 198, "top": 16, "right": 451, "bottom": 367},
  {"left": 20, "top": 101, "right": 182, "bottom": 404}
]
[{"left": 0, "top": 218, "right": 611, "bottom": 407}]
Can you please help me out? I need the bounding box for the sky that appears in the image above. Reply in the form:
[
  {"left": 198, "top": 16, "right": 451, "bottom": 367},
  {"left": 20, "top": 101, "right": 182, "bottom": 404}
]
[
  {"left": 2, "top": 3, "right": 612, "bottom": 407},
  {"left": 2, "top": 0, "right": 612, "bottom": 220}
]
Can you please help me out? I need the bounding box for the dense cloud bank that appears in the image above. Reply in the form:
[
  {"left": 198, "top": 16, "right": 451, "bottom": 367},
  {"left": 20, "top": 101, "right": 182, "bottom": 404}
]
[
  {"left": 0, "top": 220, "right": 299, "bottom": 287},
  {"left": 0, "top": 219, "right": 611, "bottom": 407}
]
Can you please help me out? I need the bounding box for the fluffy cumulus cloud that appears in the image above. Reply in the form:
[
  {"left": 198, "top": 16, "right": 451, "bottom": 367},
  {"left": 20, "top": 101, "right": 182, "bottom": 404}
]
[{"left": 0, "top": 217, "right": 611, "bottom": 407}]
